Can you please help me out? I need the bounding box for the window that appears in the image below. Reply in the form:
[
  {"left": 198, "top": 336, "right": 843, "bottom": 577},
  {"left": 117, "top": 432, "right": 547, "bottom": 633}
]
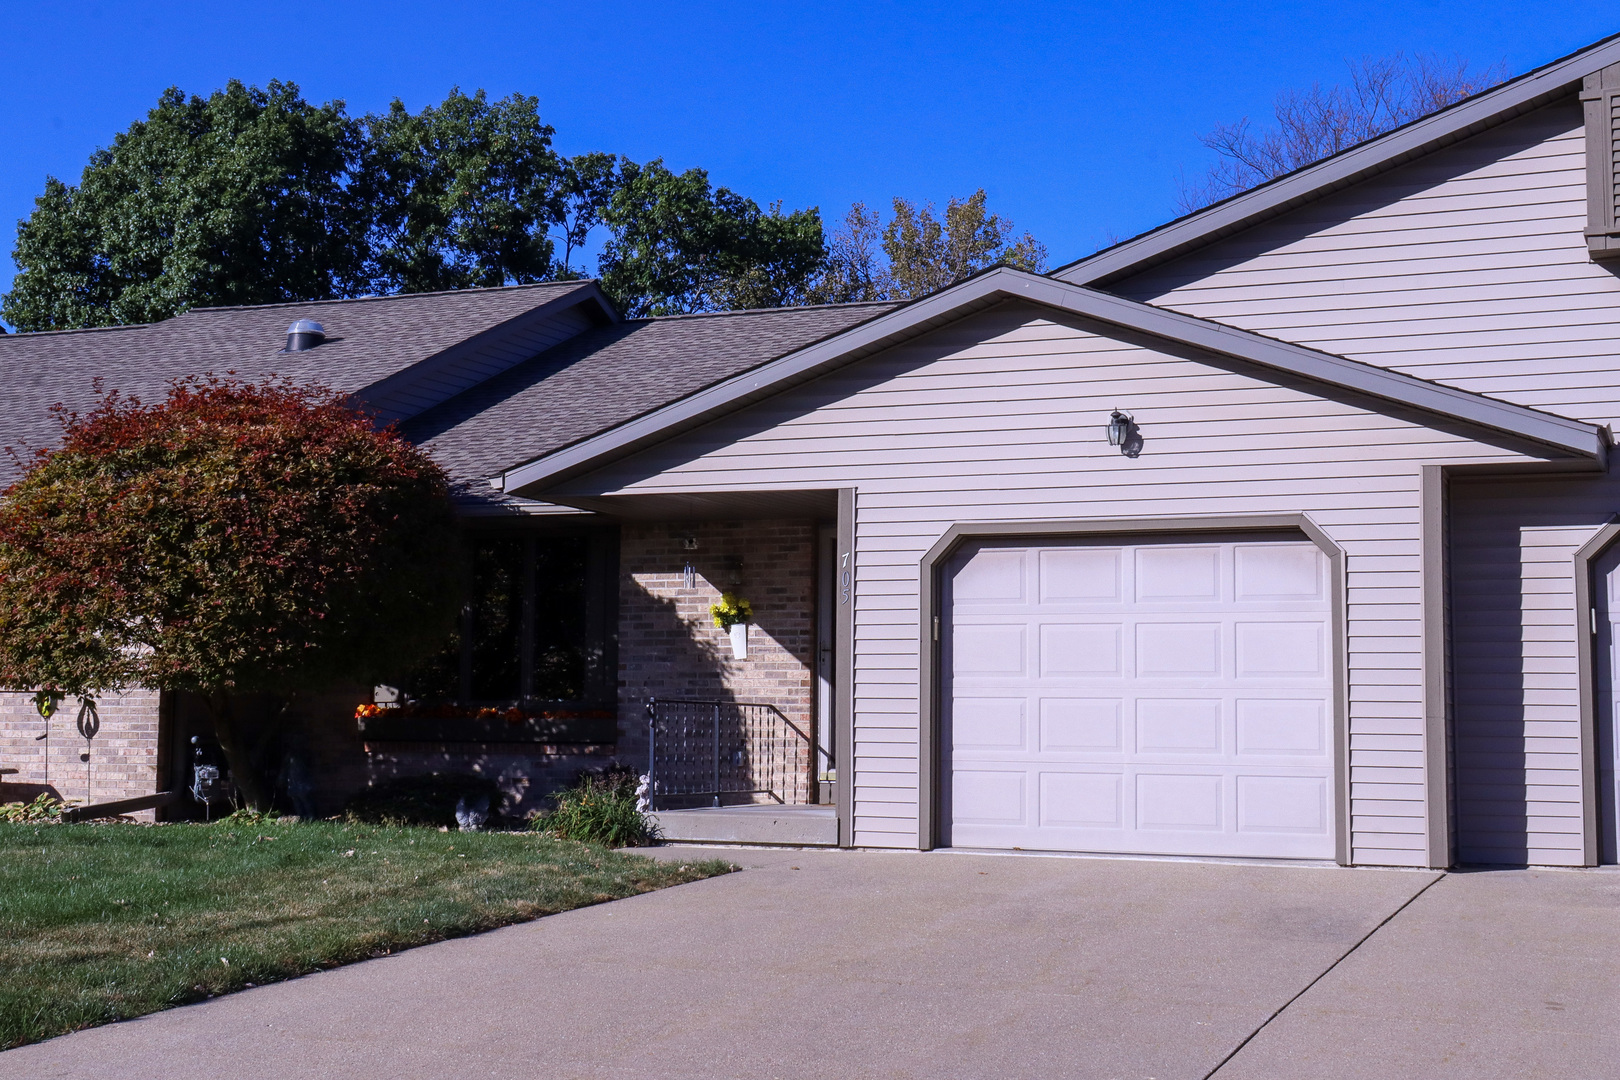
[{"left": 400, "top": 529, "right": 615, "bottom": 707}]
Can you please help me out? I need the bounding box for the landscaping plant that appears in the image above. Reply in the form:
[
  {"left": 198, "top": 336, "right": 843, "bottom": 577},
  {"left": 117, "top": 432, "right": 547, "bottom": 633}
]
[
  {"left": 0, "top": 794, "right": 64, "bottom": 823},
  {"left": 532, "top": 769, "right": 659, "bottom": 847},
  {"left": 0, "top": 377, "right": 462, "bottom": 809}
]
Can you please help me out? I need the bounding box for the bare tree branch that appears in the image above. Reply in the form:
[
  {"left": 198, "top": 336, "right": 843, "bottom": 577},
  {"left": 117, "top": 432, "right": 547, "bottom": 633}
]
[{"left": 1177, "top": 53, "right": 1508, "bottom": 213}]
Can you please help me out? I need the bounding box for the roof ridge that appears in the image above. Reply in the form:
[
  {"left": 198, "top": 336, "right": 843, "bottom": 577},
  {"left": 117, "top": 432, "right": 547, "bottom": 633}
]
[
  {"left": 0, "top": 321, "right": 155, "bottom": 340},
  {"left": 633, "top": 300, "right": 902, "bottom": 324},
  {"left": 184, "top": 280, "right": 594, "bottom": 315}
]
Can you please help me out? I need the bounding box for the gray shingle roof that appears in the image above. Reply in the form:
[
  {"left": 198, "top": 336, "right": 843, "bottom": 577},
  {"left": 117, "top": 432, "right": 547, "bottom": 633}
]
[
  {"left": 405, "top": 301, "right": 900, "bottom": 483},
  {"left": 0, "top": 281, "right": 594, "bottom": 484}
]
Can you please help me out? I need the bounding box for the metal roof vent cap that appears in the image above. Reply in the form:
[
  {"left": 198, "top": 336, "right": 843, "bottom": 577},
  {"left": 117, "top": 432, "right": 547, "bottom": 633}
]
[{"left": 284, "top": 319, "right": 325, "bottom": 352}]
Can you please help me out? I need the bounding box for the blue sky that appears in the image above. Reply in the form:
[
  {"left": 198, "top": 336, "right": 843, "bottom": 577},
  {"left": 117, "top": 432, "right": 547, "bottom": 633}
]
[{"left": 0, "top": 1, "right": 1615, "bottom": 324}]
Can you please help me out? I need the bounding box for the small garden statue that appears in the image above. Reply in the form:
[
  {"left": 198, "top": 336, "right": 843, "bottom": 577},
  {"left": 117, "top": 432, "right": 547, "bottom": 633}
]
[{"left": 455, "top": 793, "right": 491, "bottom": 831}]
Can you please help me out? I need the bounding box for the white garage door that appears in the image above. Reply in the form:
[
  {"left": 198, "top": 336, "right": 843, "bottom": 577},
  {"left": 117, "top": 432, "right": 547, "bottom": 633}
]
[{"left": 944, "top": 536, "right": 1335, "bottom": 859}]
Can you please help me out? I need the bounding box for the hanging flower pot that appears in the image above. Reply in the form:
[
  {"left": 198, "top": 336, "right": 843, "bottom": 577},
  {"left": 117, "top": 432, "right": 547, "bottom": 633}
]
[{"left": 711, "top": 592, "right": 754, "bottom": 661}]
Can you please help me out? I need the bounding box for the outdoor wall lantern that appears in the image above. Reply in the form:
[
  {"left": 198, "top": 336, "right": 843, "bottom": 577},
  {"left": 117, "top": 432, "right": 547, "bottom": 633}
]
[{"left": 1105, "top": 409, "right": 1144, "bottom": 459}]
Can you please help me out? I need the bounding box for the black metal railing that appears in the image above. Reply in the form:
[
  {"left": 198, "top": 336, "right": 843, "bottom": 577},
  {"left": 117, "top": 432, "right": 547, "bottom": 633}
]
[{"left": 645, "top": 698, "right": 816, "bottom": 810}]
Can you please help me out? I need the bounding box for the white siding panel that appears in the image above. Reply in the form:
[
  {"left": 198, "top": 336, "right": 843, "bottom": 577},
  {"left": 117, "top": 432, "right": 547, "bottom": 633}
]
[
  {"left": 1116, "top": 101, "right": 1620, "bottom": 429},
  {"left": 566, "top": 305, "right": 1540, "bottom": 864}
]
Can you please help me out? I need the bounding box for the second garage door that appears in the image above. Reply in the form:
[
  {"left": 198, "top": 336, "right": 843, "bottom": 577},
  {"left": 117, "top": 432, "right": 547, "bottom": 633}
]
[{"left": 943, "top": 535, "right": 1335, "bottom": 859}]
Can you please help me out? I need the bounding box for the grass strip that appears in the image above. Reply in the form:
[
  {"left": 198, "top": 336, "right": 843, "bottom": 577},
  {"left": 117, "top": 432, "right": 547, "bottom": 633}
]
[{"left": 0, "top": 820, "right": 731, "bottom": 1049}]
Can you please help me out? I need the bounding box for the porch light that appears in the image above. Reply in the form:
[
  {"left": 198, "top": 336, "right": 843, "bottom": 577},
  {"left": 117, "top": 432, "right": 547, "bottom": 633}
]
[{"left": 1106, "top": 409, "right": 1134, "bottom": 447}]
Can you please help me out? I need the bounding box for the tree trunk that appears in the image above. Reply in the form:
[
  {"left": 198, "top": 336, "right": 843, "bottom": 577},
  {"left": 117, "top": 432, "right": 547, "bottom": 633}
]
[{"left": 205, "top": 691, "right": 271, "bottom": 811}]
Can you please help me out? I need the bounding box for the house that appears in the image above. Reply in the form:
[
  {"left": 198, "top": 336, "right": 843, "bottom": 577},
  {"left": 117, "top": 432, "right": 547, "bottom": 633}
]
[{"left": 4, "top": 31, "right": 1620, "bottom": 868}]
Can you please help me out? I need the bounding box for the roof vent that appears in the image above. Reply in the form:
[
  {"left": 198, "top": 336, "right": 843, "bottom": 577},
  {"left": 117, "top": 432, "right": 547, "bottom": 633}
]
[{"left": 284, "top": 319, "right": 326, "bottom": 352}]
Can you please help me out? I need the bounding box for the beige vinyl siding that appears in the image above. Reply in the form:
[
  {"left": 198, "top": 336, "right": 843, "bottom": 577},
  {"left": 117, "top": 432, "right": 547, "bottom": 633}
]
[
  {"left": 1114, "top": 100, "right": 1620, "bottom": 428},
  {"left": 1448, "top": 476, "right": 1620, "bottom": 865},
  {"left": 1105, "top": 95, "right": 1620, "bottom": 866},
  {"left": 558, "top": 303, "right": 1541, "bottom": 864}
]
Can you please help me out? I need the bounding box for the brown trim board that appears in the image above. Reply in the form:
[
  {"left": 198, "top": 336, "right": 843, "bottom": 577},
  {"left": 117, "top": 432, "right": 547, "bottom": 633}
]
[
  {"left": 1572, "top": 517, "right": 1620, "bottom": 866},
  {"left": 1422, "top": 465, "right": 1452, "bottom": 869},
  {"left": 916, "top": 513, "right": 1351, "bottom": 864}
]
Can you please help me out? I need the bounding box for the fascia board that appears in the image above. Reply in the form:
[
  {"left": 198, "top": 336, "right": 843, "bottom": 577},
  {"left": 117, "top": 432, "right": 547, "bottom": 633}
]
[
  {"left": 1014, "top": 276, "right": 1608, "bottom": 462},
  {"left": 1054, "top": 34, "right": 1620, "bottom": 287},
  {"left": 355, "top": 282, "right": 616, "bottom": 422},
  {"left": 501, "top": 268, "right": 1604, "bottom": 494},
  {"left": 499, "top": 282, "right": 1009, "bottom": 492}
]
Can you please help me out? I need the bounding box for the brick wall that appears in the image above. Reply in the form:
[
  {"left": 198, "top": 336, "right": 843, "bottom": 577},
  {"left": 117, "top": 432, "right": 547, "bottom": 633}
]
[
  {"left": 0, "top": 689, "right": 162, "bottom": 808},
  {"left": 0, "top": 686, "right": 622, "bottom": 821},
  {"left": 171, "top": 690, "right": 622, "bottom": 819},
  {"left": 618, "top": 519, "right": 817, "bottom": 802}
]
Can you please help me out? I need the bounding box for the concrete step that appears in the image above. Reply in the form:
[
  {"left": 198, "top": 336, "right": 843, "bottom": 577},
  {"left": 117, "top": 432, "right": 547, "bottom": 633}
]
[{"left": 651, "top": 804, "right": 837, "bottom": 846}]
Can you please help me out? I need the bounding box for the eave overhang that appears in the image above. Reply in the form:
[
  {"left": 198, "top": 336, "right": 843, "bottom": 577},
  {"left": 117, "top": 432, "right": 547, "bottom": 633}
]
[{"left": 498, "top": 267, "right": 1606, "bottom": 497}]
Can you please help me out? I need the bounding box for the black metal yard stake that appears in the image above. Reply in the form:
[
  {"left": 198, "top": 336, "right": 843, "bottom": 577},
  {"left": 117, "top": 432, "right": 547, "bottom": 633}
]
[
  {"left": 75, "top": 697, "right": 100, "bottom": 804},
  {"left": 31, "top": 690, "right": 62, "bottom": 786},
  {"left": 712, "top": 701, "right": 721, "bottom": 807}
]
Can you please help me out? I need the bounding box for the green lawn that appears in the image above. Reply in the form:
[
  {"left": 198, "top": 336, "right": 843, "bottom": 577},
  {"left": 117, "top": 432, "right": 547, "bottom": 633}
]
[{"left": 0, "top": 819, "right": 731, "bottom": 1049}]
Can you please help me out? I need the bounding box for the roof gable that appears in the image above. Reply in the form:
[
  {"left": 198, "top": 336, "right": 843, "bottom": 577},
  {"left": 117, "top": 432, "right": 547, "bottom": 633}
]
[
  {"left": 500, "top": 267, "right": 1606, "bottom": 498},
  {"left": 1054, "top": 32, "right": 1620, "bottom": 289},
  {"left": 407, "top": 301, "right": 900, "bottom": 484}
]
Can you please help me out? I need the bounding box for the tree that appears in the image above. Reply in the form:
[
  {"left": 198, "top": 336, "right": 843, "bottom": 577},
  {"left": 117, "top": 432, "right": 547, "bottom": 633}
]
[
  {"left": 3, "top": 81, "right": 366, "bottom": 332},
  {"left": 1179, "top": 53, "right": 1507, "bottom": 211},
  {"left": 810, "top": 191, "right": 1048, "bottom": 303},
  {"left": 597, "top": 159, "right": 825, "bottom": 317},
  {"left": 4, "top": 78, "right": 1038, "bottom": 327},
  {"left": 552, "top": 152, "right": 622, "bottom": 279},
  {"left": 360, "top": 89, "right": 568, "bottom": 294},
  {"left": 0, "top": 378, "right": 460, "bottom": 809}
]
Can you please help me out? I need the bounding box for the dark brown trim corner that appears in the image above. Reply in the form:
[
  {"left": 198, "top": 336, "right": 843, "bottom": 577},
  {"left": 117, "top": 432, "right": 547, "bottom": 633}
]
[
  {"left": 1421, "top": 465, "right": 1452, "bottom": 870},
  {"left": 1572, "top": 517, "right": 1620, "bottom": 867}
]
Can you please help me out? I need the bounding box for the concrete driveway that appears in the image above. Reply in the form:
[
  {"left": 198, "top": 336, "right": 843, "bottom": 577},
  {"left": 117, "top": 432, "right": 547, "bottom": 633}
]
[{"left": 3, "top": 847, "right": 1616, "bottom": 1079}]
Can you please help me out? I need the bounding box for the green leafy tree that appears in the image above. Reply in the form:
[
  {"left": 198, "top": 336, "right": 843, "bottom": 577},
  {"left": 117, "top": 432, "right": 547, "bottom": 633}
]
[
  {"left": 3, "top": 81, "right": 366, "bottom": 332},
  {"left": 552, "top": 152, "right": 622, "bottom": 278},
  {"left": 811, "top": 191, "right": 1047, "bottom": 303},
  {"left": 0, "top": 378, "right": 460, "bottom": 809},
  {"left": 597, "top": 159, "right": 825, "bottom": 317},
  {"left": 360, "top": 89, "right": 568, "bottom": 293},
  {"left": 6, "top": 78, "right": 1038, "bottom": 327}
]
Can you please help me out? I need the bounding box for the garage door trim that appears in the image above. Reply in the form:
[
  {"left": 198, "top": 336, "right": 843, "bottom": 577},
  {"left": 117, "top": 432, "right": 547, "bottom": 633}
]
[{"left": 917, "top": 514, "right": 1348, "bottom": 863}]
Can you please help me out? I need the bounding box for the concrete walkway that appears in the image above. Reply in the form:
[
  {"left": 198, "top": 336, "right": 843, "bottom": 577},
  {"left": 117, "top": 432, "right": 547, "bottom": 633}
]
[{"left": 3, "top": 847, "right": 1616, "bottom": 1079}]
